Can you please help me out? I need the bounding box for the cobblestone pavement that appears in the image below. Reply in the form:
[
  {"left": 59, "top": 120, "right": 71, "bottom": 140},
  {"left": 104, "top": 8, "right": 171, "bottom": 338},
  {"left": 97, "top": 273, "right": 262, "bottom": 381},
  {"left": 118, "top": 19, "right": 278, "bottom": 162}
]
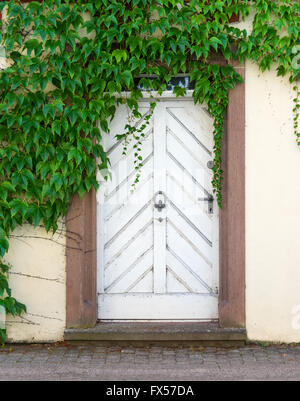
[{"left": 1, "top": 343, "right": 300, "bottom": 381}]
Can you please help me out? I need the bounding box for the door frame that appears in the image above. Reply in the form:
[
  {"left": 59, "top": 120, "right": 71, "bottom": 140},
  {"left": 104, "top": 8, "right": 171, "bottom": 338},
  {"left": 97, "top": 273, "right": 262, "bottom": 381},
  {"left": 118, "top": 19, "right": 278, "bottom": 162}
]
[
  {"left": 97, "top": 95, "right": 220, "bottom": 321},
  {"left": 65, "top": 60, "right": 245, "bottom": 329}
]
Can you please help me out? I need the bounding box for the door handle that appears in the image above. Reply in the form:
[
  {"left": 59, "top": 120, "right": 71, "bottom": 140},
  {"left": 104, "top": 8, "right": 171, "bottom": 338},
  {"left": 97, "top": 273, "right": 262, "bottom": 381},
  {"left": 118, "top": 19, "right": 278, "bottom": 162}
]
[
  {"left": 154, "top": 191, "right": 166, "bottom": 212},
  {"left": 198, "top": 194, "right": 214, "bottom": 214}
]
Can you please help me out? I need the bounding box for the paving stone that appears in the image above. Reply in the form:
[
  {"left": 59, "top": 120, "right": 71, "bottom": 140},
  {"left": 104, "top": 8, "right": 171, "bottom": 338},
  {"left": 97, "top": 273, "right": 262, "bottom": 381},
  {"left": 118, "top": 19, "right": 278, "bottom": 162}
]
[{"left": 1, "top": 344, "right": 300, "bottom": 380}]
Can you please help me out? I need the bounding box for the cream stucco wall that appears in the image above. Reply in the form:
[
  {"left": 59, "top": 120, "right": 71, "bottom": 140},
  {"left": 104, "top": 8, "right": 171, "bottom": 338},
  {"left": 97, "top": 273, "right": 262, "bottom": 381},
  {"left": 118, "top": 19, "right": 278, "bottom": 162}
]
[
  {"left": 4, "top": 222, "right": 66, "bottom": 343},
  {"left": 1, "top": 9, "right": 66, "bottom": 343},
  {"left": 245, "top": 61, "right": 300, "bottom": 343}
]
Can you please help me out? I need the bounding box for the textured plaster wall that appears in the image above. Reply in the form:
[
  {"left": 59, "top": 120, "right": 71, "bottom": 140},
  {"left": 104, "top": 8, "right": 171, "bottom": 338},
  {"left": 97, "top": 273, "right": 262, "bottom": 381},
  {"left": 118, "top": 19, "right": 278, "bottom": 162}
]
[
  {"left": 1, "top": 7, "right": 66, "bottom": 343},
  {"left": 4, "top": 222, "right": 66, "bottom": 343},
  {"left": 245, "top": 61, "right": 300, "bottom": 343}
]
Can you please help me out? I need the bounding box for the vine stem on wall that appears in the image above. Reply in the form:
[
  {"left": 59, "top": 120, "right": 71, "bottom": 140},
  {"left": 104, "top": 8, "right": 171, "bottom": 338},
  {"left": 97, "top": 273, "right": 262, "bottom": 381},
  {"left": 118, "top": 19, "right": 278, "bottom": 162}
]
[{"left": 0, "top": 0, "right": 299, "bottom": 343}]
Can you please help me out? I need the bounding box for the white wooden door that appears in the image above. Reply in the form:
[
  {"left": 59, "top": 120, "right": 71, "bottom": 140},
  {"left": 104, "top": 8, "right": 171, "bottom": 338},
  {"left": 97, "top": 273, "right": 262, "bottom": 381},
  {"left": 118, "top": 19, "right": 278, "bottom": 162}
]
[{"left": 97, "top": 95, "right": 219, "bottom": 321}]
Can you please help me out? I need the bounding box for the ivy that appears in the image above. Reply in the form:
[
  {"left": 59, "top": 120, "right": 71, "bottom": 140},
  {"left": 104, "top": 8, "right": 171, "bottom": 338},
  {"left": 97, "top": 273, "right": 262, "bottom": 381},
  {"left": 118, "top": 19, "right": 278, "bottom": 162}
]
[{"left": 0, "top": 0, "right": 299, "bottom": 343}]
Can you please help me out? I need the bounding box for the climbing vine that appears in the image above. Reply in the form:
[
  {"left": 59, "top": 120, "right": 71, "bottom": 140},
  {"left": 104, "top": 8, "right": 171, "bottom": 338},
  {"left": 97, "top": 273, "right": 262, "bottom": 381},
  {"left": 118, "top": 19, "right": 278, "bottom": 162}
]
[{"left": 0, "top": 0, "right": 299, "bottom": 343}]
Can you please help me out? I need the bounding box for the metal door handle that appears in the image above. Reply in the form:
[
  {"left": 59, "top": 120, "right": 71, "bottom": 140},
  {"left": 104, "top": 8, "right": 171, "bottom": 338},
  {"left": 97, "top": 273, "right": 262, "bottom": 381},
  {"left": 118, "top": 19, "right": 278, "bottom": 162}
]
[
  {"left": 198, "top": 196, "right": 214, "bottom": 202},
  {"left": 155, "top": 200, "right": 166, "bottom": 211},
  {"left": 198, "top": 194, "right": 214, "bottom": 214},
  {"left": 154, "top": 191, "right": 166, "bottom": 212}
]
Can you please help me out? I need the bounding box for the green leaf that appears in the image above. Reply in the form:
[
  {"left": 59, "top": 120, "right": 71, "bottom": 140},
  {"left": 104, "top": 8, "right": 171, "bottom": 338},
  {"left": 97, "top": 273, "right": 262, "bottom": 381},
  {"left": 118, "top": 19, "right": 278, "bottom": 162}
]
[
  {"left": 1, "top": 181, "right": 16, "bottom": 193},
  {"left": 68, "top": 148, "right": 82, "bottom": 165},
  {"left": 33, "top": 207, "right": 43, "bottom": 227},
  {"left": 0, "top": 264, "right": 10, "bottom": 274},
  {"left": 122, "top": 71, "right": 133, "bottom": 87},
  {"left": 112, "top": 49, "right": 127, "bottom": 63},
  {"left": 24, "top": 39, "right": 40, "bottom": 56},
  {"left": 43, "top": 104, "right": 51, "bottom": 118},
  {"left": 100, "top": 120, "right": 109, "bottom": 133},
  {"left": 0, "top": 329, "right": 6, "bottom": 346},
  {"left": 0, "top": 238, "right": 9, "bottom": 258}
]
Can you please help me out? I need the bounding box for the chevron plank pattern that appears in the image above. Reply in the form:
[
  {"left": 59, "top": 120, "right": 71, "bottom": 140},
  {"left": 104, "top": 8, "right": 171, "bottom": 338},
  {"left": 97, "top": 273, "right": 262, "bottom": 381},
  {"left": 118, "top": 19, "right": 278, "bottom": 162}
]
[
  {"left": 165, "top": 106, "right": 216, "bottom": 295},
  {"left": 99, "top": 105, "right": 154, "bottom": 294},
  {"left": 98, "top": 99, "right": 219, "bottom": 321}
]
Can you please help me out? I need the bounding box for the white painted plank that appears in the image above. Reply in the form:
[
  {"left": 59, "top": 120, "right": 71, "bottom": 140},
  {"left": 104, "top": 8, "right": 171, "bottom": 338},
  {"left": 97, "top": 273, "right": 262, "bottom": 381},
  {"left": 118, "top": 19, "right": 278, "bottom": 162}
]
[
  {"left": 98, "top": 293, "right": 218, "bottom": 320},
  {"left": 167, "top": 268, "right": 191, "bottom": 293},
  {"left": 166, "top": 174, "right": 213, "bottom": 237},
  {"left": 104, "top": 207, "right": 153, "bottom": 265},
  {"left": 104, "top": 160, "right": 153, "bottom": 218},
  {"left": 104, "top": 225, "right": 153, "bottom": 289},
  {"left": 167, "top": 103, "right": 214, "bottom": 150},
  {"left": 107, "top": 139, "right": 153, "bottom": 194},
  {"left": 127, "top": 267, "right": 153, "bottom": 293},
  {"left": 167, "top": 132, "right": 212, "bottom": 193},
  {"left": 167, "top": 202, "right": 213, "bottom": 261},
  {"left": 166, "top": 228, "right": 213, "bottom": 293},
  {"left": 105, "top": 248, "right": 153, "bottom": 294},
  {"left": 166, "top": 112, "right": 212, "bottom": 172},
  {"left": 103, "top": 105, "right": 153, "bottom": 151},
  {"left": 104, "top": 196, "right": 153, "bottom": 246},
  {"left": 166, "top": 152, "right": 208, "bottom": 199},
  {"left": 153, "top": 102, "right": 167, "bottom": 294},
  {"left": 108, "top": 128, "right": 153, "bottom": 171}
]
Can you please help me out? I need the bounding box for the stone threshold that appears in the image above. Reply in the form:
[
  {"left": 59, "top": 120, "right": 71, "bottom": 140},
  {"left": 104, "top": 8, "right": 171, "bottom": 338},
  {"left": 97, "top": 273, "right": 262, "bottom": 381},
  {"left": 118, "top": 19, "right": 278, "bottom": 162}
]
[{"left": 65, "top": 322, "right": 247, "bottom": 345}]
